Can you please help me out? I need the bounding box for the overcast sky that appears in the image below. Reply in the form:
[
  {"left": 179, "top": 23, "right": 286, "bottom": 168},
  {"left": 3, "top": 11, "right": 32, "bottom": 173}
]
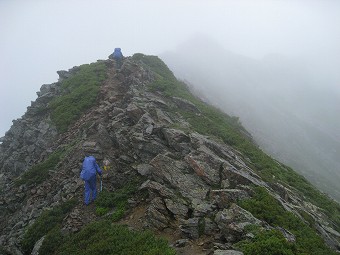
[{"left": 1, "top": 0, "right": 339, "bottom": 137}]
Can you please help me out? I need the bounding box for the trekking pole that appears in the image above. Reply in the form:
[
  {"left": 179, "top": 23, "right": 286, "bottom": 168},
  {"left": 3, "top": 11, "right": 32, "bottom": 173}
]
[{"left": 100, "top": 175, "right": 103, "bottom": 192}]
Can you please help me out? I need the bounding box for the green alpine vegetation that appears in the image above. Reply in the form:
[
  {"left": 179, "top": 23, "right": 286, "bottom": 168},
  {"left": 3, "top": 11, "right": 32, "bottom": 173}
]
[
  {"left": 15, "top": 140, "right": 79, "bottom": 187},
  {"left": 21, "top": 200, "right": 76, "bottom": 255},
  {"left": 236, "top": 228, "right": 297, "bottom": 255},
  {"left": 237, "top": 187, "right": 337, "bottom": 255},
  {"left": 49, "top": 62, "right": 107, "bottom": 132},
  {"left": 40, "top": 220, "right": 176, "bottom": 255},
  {"left": 95, "top": 179, "right": 141, "bottom": 221},
  {"left": 15, "top": 149, "right": 64, "bottom": 186}
]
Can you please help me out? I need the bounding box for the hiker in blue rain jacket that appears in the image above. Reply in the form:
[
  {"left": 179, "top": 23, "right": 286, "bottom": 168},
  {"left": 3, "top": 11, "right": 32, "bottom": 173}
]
[
  {"left": 113, "top": 48, "right": 123, "bottom": 69},
  {"left": 80, "top": 155, "right": 102, "bottom": 205}
]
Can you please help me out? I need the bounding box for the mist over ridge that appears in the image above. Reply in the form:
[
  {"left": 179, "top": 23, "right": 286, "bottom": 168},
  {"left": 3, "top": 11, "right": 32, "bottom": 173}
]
[{"left": 161, "top": 36, "right": 340, "bottom": 201}]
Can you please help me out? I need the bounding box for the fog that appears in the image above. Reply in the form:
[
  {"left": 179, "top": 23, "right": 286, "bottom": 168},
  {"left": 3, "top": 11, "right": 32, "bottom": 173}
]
[
  {"left": 162, "top": 36, "right": 340, "bottom": 201},
  {"left": 1, "top": 1, "right": 340, "bottom": 199}
]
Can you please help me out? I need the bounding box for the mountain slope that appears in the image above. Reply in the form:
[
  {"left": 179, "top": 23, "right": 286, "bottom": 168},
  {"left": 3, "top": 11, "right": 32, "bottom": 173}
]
[
  {"left": 0, "top": 54, "right": 339, "bottom": 255},
  {"left": 161, "top": 37, "right": 340, "bottom": 202}
]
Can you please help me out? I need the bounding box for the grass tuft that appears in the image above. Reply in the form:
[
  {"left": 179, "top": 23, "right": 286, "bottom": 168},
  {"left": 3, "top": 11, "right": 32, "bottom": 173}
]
[
  {"left": 238, "top": 187, "right": 337, "bottom": 255},
  {"left": 49, "top": 62, "right": 107, "bottom": 133},
  {"left": 21, "top": 200, "right": 76, "bottom": 255},
  {"left": 15, "top": 150, "right": 63, "bottom": 186}
]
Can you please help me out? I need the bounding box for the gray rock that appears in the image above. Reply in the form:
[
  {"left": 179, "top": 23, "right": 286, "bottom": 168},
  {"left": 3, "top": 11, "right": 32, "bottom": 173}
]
[
  {"left": 134, "top": 164, "right": 154, "bottom": 176},
  {"left": 4, "top": 245, "right": 23, "bottom": 255},
  {"left": 97, "top": 124, "right": 113, "bottom": 150},
  {"left": 119, "top": 155, "right": 135, "bottom": 163},
  {"left": 221, "top": 162, "right": 268, "bottom": 189},
  {"left": 156, "top": 108, "right": 173, "bottom": 124},
  {"left": 276, "top": 227, "right": 296, "bottom": 243},
  {"left": 174, "top": 238, "right": 190, "bottom": 247},
  {"left": 213, "top": 242, "right": 232, "bottom": 250},
  {"left": 23, "top": 129, "right": 37, "bottom": 145},
  {"left": 162, "top": 128, "right": 190, "bottom": 151},
  {"left": 173, "top": 97, "right": 200, "bottom": 113},
  {"left": 204, "top": 217, "right": 219, "bottom": 235},
  {"left": 180, "top": 218, "right": 200, "bottom": 239},
  {"left": 31, "top": 236, "right": 45, "bottom": 255},
  {"left": 36, "top": 83, "right": 55, "bottom": 97},
  {"left": 82, "top": 141, "right": 102, "bottom": 158},
  {"left": 146, "top": 197, "right": 170, "bottom": 230},
  {"left": 215, "top": 204, "right": 262, "bottom": 227},
  {"left": 134, "top": 140, "right": 168, "bottom": 162},
  {"left": 315, "top": 223, "right": 340, "bottom": 251},
  {"left": 126, "top": 103, "right": 144, "bottom": 123},
  {"left": 193, "top": 201, "right": 216, "bottom": 217},
  {"left": 150, "top": 154, "right": 209, "bottom": 200},
  {"left": 111, "top": 107, "right": 125, "bottom": 117},
  {"left": 210, "top": 189, "right": 249, "bottom": 209},
  {"left": 185, "top": 151, "right": 222, "bottom": 186},
  {"left": 145, "top": 124, "right": 154, "bottom": 135},
  {"left": 164, "top": 198, "right": 188, "bottom": 218},
  {"left": 139, "top": 180, "right": 176, "bottom": 198},
  {"left": 57, "top": 70, "right": 71, "bottom": 81},
  {"left": 214, "top": 250, "right": 244, "bottom": 255},
  {"left": 82, "top": 141, "right": 98, "bottom": 150},
  {"left": 215, "top": 203, "right": 262, "bottom": 242}
]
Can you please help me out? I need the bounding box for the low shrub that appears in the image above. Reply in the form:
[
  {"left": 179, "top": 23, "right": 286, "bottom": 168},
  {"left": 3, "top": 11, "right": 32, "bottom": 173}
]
[
  {"left": 95, "top": 180, "right": 139, "bottom": 221},
  {"left": 39, "top": 225, "right": 64, "bottom": 255},
  {"left": 21, "top": 199, "right": 76, "bottom": 254},
  {"left": 111, "top": 207, "right": 125, "bottom": 222},
  {"left": 56, "top": 221, "right": 176, "bottom": 255},
  {"left": 49, "top": 62, "right": 107, "bottom": 132},
  {"left": 15, "top": 150, "right": 63, "bottom": 186},
  {"left": 236, "top": 229, "right": 296, "bottom": 255},
  {"left": 0, "top": 246, "right": 11, "bottom": 255},
  {"left": 95, "top": 206, "right": 109, "bottom": 216},
  {"left": 238, "top": 187, "right": 337, "bottom": 255}
]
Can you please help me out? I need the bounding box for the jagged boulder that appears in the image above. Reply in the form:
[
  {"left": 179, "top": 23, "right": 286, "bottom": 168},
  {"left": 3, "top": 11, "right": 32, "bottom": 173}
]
[
  {"left": 180, "top": 217, "right": 200, "bottom": 239},
  {"left": 146, "top": 197, "right": 171, "bottom": 230},
  {"left": 210, "top": 189, "right": 249, "bottom": 209},
  {"left": 215, "top": 203, "right": 262, "bottom": 242},
  {"left": 172, "top": 97, "right": 200, "bottom": 113},
  {"left": 162, "top": 128, "right": 191, "bottom": 153},
  {"left": 150, "top": 154, "right": 209, "bottom": 201},
  {"left": 164, "top": 198, "right": 189, "bottom": 218},
  {"left": 185, "top": 151, "right": 222, "bottom": 186}
]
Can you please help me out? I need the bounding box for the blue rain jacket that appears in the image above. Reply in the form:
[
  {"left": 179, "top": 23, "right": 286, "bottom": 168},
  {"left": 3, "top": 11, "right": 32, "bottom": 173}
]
[
  {"left": 80, "top": 156, "right": 102, "bottom": 181},
  {"left": 113, "top": 48, "right": 123, "bottom": 60}
]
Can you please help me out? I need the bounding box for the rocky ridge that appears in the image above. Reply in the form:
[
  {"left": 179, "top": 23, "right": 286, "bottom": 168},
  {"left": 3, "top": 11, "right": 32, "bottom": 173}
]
[{"left": 0, "top": 55, "right": 339, "bottom": 254}]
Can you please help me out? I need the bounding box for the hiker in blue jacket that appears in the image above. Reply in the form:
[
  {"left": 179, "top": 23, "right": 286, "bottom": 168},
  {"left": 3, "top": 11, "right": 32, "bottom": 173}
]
[
  {"left": 80, "top": 155, "right": 102, "bottom": 205},
  {"left": 113, "top": 48, "right": 123, "bottom": 69}
]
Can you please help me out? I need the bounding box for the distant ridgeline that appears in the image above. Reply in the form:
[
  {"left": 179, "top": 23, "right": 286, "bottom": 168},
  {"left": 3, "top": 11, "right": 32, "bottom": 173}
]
[{"left": 0, "top": 54, "right": 339, "bottom": 254}]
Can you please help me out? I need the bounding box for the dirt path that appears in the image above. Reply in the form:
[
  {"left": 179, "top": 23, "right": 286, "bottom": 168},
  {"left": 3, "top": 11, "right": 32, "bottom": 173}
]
[{"left": 118, "top": 204, "right": 211, "bottom": 255}]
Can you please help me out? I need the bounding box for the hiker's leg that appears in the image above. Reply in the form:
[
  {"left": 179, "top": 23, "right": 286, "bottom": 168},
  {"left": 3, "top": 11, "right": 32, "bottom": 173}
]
[
  {"left": 89, "top": 176, "right": 97, "bottom": 201},
  {"left": 84, "top": 181, "right": 91, "bottom": 205}
]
